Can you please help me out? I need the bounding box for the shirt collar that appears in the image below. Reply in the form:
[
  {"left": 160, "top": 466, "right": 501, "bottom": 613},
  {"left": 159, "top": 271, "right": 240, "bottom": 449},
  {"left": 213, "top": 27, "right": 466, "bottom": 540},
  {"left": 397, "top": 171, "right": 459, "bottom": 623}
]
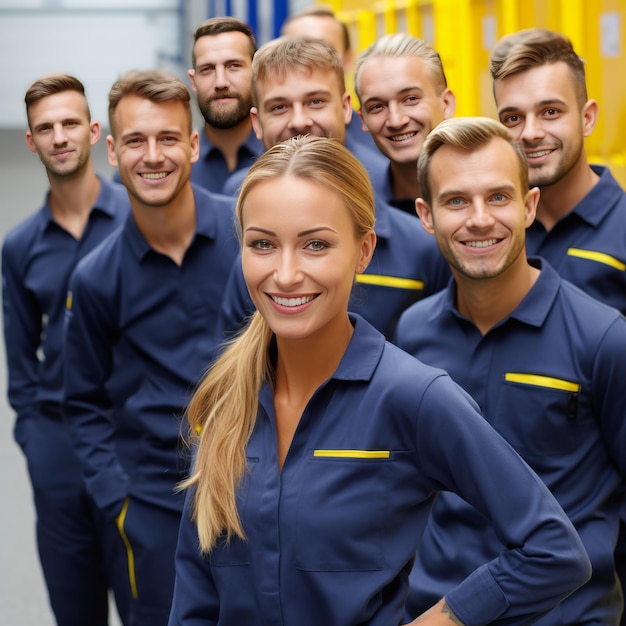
[
  {"left": 124, "top": 184, "right": 230, "bottom": 261},
  {"left": 198, "top": 126, "right": 263, "bottom": 160},
  {"left": 569, "top": 165, "right": 623, "bottom": 227},
  {"left": 441, "top": 257, "right": 559, "bottom": 329}
]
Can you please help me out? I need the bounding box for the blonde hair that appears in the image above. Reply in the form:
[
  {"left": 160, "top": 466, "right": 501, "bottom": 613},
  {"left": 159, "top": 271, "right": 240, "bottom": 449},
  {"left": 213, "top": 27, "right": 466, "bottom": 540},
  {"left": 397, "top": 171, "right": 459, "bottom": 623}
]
[
  {"left": 354, "top": 33, "right": 448, "bottom": 101},
  {"left": 182, "top": 135, "right": 375, "bottom": 553},
  {"left": 418, "top": 117, "right": 529, "bottom": 206}
]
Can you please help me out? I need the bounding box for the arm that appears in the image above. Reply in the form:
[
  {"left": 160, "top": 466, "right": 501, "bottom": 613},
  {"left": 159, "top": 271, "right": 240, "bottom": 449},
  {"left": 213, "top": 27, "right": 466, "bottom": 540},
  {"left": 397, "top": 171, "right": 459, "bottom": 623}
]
[
  {"left": 1, "top": 240, "right": 42, "bottom": 448},
  {"left": 215, "top": 255, "right": 256, "bottom": 340},
  {"left": 407, "top": 599, "right": 464, "bottom": 626},
  {"left": 415, "top": 375, "right": 591, "bottom": 626},
  {"left": 63, "top": 263, "right": 129, "bottom": 518},
  {"left": 168, "top": 488, "right": 220, "bottom": 626}
]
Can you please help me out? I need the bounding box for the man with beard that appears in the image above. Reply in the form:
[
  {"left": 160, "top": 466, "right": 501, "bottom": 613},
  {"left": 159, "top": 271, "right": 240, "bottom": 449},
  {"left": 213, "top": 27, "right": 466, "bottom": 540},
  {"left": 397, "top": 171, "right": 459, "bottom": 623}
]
[
  {"left": 2, "top": 73, "right": 130, "bottom": 625},
  {"left": 395, "top": 116, "right": 626, "bottom": 625},
  {"left": 491, "top": 29, "right": 626, "bottom": 624},
  {"left": 188, "top": 16, "right": 263, "bottom": 194}
]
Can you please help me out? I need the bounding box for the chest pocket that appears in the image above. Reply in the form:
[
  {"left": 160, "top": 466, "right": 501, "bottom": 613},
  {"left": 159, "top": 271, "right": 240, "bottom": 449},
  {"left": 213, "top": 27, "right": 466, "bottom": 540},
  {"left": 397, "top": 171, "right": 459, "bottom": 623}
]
[
  {"left": 493, "top": 372, "right": 584, "bottom": 457},
  {"left": 295, "top": 449, "right": 394, "bottom": 572}
]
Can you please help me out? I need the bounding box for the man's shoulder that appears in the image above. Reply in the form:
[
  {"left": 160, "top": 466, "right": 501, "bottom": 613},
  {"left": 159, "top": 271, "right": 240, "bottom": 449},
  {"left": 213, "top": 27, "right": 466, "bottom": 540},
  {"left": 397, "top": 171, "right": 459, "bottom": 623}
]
[{"left": 2, "top": 209, "right": 46, "bottom": 258}]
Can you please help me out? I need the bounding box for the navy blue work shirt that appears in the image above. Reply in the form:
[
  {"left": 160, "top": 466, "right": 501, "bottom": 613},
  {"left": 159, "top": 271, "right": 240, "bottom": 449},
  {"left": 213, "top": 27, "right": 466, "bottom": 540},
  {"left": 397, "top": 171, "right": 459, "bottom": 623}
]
[
  {"left": 169, "top": 315, "right": 590, "bottom": 626},
  {"left": 2, "top": 176, "right": 129, "bottom": 447},
  {"left": 395, "top": 258, "right": 626, "bottom": 624},
  {"left": 190, "top": 126, "right": 263, "bottom": 195},
  {"left": 526, "top": 165, "right": 626, "bottom": 314},
  {"left": 62, "top": 185, "right": 239, "bottom": 517}
]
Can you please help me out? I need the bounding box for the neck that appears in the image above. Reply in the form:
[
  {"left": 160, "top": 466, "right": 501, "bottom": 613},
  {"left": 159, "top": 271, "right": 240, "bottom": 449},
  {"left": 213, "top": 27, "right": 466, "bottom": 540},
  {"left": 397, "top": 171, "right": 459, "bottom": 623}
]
[
  {"left": 454, "top": 256, "right": 540, "bottom": 335},
  {"left": 131, "top": 183, "right": 197, "bottom": 266},
  {"left": 389, "top": 160, "right": 421, "bottom": 201},
  {"left": 204, "top": 117, "right": 253, "bottom": 172},
  {"left": 274, "top": 315, "right": 353, "bottom": 400},
  {"left": 535, "top": 157, "right": 599, "bottom": 232},
  {"left": 47, "top": 161, "right": 101, "bottom": 239}
]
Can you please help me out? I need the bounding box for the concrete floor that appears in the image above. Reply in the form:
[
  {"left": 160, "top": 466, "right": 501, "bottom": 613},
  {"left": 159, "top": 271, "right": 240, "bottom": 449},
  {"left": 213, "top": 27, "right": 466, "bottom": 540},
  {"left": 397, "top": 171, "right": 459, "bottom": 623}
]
[{"left": 0, "top": 128, "right": 120, "bottom": 625}]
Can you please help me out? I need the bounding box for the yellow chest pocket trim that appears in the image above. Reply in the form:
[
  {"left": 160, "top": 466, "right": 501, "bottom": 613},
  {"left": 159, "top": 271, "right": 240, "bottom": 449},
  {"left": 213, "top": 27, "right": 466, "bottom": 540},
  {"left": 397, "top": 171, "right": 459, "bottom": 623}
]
[
  {"left": 504, "top": 373, "right": 580, "bottom": 393},
  {"left": 567, "top": 248, "right": 626, "bottom": 271},
  {"left": 356, "top": 274, "right": 424, "bottom": 291},
  {"left": 313, "top": 450, "right": 390, "bottom": 459}
]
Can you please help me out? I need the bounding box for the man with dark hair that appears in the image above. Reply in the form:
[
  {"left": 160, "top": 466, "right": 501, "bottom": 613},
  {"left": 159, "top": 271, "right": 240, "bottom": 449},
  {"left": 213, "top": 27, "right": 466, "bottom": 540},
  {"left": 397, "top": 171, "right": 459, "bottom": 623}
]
[
  {"left": 63, "top": 69, "right": 239, "bottom": 626},
  {"left": 2, "top": 73, "right": 130, "bottom": 625},
  {"left": 188, "top": 16, "right": 263, "bottom": 193}
]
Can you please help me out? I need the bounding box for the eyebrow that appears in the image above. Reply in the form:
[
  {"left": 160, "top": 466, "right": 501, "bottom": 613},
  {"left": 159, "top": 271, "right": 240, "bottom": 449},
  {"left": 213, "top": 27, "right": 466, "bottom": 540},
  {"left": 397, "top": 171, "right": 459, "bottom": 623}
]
[
  {"left": 498, "top": 98, "right": 568, "bottom": 115},
  {"left": 244, "top": 226, "right": 338, "bottom": 237},
  {"left": 437, "top": 184, "right": 517, "bottom": 200},
  {"left": 119, "top": 129, "right": 184, "bottom": 140},
  {"left": 362, "top": 85, "right": 425, "bottom": 107},
  {"left": 262, "top": 89, "right": 333, "bottom": 107},
  {"left": 33, "top": 117, "right": 82, "bottom": 131}
]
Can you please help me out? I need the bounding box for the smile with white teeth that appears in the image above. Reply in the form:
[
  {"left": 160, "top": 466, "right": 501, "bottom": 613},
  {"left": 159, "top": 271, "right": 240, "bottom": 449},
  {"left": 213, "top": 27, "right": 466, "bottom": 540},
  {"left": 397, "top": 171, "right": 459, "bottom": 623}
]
[
  {"left": 465, "top": 239, "right": 499, "bottom": 248},
  {"left": 140, "top": 172, "right": 169, "bottom": 179},
  {"left": 526, "top": 149, "right": 553, "bottom": 158},
  {"left": 390, "top": 132, "right": 417, "bottom": 142},
  {"left": 271, "top": 295, "right": 316, "bottom": 307}
]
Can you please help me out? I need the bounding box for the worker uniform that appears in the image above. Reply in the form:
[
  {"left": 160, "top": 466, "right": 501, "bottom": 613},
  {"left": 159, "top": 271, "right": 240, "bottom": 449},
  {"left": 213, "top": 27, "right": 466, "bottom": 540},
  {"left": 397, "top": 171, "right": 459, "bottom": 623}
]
[
  {"left": 395, "top": 258, "right": 626, "bottom": 625},
  {"left": 526, "top": 165, "right": 626, "bottom": 314},
  {"left": 169, "top": 314, "right": 590, "bottom": 626},
  {"left": 217, "top": 196, "right": 450, "bottom": 340},
  {"left": 63, "top": 185, "right": 239, "bottom": 626},
  {"left": 1, "top": 176, "right": 130, "bottom": 626},
  {"left": 190, "top": 127, "right": 263, "bottom": 195}
]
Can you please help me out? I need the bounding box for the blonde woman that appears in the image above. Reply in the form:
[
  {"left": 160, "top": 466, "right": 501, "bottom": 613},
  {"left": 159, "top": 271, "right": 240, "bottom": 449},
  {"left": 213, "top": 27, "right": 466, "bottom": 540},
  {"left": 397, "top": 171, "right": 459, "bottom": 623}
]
[{"left": 168, "top": 136, "right": 590, "bottom": 626}]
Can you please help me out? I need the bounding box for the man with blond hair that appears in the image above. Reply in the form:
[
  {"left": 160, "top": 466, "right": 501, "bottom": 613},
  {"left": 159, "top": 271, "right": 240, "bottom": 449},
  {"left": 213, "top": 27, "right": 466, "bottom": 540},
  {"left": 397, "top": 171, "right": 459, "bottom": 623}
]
[{"left": 355, "top": 33, "right": 455, "bottom": 215}]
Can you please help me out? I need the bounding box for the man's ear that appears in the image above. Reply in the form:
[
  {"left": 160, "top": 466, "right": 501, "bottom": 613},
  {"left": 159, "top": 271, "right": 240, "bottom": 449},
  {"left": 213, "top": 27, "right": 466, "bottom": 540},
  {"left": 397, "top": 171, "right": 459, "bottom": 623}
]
[
  {"left": 250, "top": 107, "right": 263, "bottom": 141},
  {"left": 416, "top": 197, "right": 435, "bottom": 236}
]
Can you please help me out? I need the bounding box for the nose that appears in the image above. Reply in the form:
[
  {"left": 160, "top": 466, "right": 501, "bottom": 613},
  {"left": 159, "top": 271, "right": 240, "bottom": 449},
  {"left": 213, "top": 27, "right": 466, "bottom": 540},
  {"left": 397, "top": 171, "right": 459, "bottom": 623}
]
[
  {"left": 386, "top": 101, "right": 409, "bottom": 129},
  {"left": 273, "top": 249, "right": 303, "bottom": 288},
  {"left": 214, "top": 65, "right": 229, "bottom": 90},
  {"left": 288, "top": 103, "right": 313, "bottom": 133},
  {"left": 143, "top": 137, "right": 165, "bottom": 165},
  {"left": 519, "top": 114, "right": 545, "bottom": 144},
  {"left": 52, "top": 123, "right": 68, "bottom": 146},
  {"left": 466, "top": 199, "right": 496, "bottom": 229}
]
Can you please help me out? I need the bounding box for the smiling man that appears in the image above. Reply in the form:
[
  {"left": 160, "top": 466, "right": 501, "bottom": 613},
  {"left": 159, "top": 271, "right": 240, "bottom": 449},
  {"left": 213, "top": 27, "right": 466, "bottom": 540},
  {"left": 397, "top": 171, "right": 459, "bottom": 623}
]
[
  {"left": 491, "top": 29, "right": 626, "bottom": 313},
  {"left": 62, "top": 70, "right": 239, "bottom": 626},
  {"left": 2, "top": 73, "right": 130, "bottom": 626},
  {"left": 355, "top": 34, "right": 455, "bottom": 215},
  {"left": 395, "top": 116, "right": 626, "bottom": 625}
]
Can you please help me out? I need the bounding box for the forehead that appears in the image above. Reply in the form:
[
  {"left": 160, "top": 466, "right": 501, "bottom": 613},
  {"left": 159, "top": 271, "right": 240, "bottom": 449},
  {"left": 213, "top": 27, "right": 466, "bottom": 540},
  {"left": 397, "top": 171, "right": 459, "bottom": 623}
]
[
  {"left": 241, "top": 175, "right": 350, "bottom": 229},
  {"left": 194, "top": 31, "right": 253, "bottom": 63},
  {"left": 113, "top": 95, "right": 189, "bottom": 135},
  {"left": 256, "top": 66, "right": 343, "bottom": 104},
  {"left": 358, "top": 55, "right": 439, "bottom": 96},
  {"left": 494, "top": 62, "right": 579, "bottom": 108},
  {"left": 430, "top": 138, "right": 523, "bottom": 192},
  {"left": 283, "top": 17, "right": 345, "bottom": 54},
  {"left": 28, "top": 90, "right": 88, "bottom": 124}
]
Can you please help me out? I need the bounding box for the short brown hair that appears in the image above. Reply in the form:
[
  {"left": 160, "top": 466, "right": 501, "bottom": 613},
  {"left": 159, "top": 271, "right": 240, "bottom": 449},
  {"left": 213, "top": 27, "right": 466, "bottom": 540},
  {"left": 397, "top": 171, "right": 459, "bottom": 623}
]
[
  {"left": 490, "top": 29, "right": 587, "bottom": 106},
  {"left": 418, "top": 117, "right": 529, "bottom": 206},
  {"left": 251, "top": 36, "right": 345, "bottom": 107},
  {"left": 192, "top": 17, "right": 256, "bottom": 67},
  {"left": 108, "top": 69, "right": 192, "bottom": 137},
  {"left": 24, "top": 73, "right": 91, "bottom": 128}
]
